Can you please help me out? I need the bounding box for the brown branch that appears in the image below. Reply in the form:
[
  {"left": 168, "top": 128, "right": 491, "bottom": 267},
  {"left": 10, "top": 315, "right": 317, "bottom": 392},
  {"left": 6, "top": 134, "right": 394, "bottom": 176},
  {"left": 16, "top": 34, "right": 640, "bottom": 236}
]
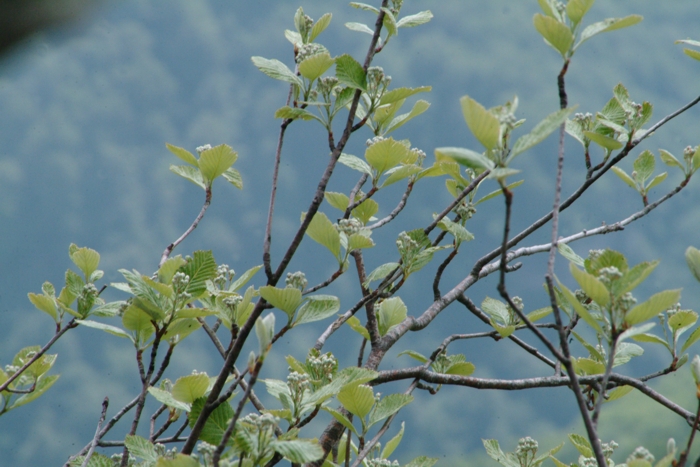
[
  {"left": 80, "top": 397, "right": 109, "bottom": 467},
  {"left": 367, "top": 180, "right": 414, "bottom": 230},
  {"left": 159, "top": 187, "right": 212, "bottom": 267}
]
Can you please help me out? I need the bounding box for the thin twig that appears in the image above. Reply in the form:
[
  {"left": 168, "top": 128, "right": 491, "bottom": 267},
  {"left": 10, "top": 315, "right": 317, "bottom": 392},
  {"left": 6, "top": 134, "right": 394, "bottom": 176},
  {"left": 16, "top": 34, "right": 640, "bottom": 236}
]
[
  {"left": 367, "top": 180, "right": 414, "bottom": 230},
  {"left": 159, "top": 187, "right": 212, "bottom": 267},
  {"left": 81, "top": 397, "right": 109, "bottom": 467}
]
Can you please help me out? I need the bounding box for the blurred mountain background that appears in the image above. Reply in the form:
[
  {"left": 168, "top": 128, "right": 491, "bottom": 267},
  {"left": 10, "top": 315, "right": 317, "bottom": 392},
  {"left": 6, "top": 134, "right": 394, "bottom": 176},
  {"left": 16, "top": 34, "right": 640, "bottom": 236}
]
[{"left": 1, "top": 1, "right": 700, "bottom": 465}]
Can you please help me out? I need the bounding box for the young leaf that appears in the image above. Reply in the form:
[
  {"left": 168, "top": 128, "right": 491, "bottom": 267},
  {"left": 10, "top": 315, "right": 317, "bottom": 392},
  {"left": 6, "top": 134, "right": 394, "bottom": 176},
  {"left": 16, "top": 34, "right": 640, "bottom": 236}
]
[
  {"left": 396, "top": 11, "right": 433, "bottom": 28},
  {"left": 558, "top": 243, "right": 585, "bottom": 268},
  {"left": 377, "top": 297, "right": 408, "bottom": 336},
  {"left": 345, "top": 22, "right": 374, "bottom": 35},
  {"left": 625, "top": 289, "right": 682, "bottom": 326},
  {"left": 381, "top": 7, "right": 398, "bottom": 37},
  {"left": 445, "top": 361, "right": 476, "bottom": 376},
  {"left": 76, "top": 320, "right": 131, "bottom": 339},
  {"left": 299, "top": 52, "right": 335, "bottom": 81},
  {"left": 255, "top": 313, "right": 275, "bottom": 355},
  {"left": 274, "top": 106, "right": 319, "bottom": 122},
  {"left": 585, "top": 131, "right": 624, "bottom": 150},
  {"left": 166, "top": 143, "right": 199, "bottom": 167},
  {"left": 682, "top": 326, "right": 700, "bottom": 353},
  {"left": 365, "top": 137, "right": 410, "bottom": 174},
  {"left": 337, "top": 384, "right": 375, "bottom": 418},
  {"left": 557, "top": 279, "right": 603, "bottom": 334},
  {"left": 633, "top": 150, "right": 655, "bottom": 183},
  {"left": 483, "top": 439, "right": 520, "bottom": 467},
  {"left": 570, "top": 264, "right": 610, "bottom": 307},
  {"left": 189, "top": 398, "right": 234, "bottom": 445},
  {"left": 309, "top": 13, "right": 332, "bottom": 42},
  {"left": 460, "top": 96, "right": 500, "bottom": 150},
  {"left": 198, "top": 144, "right": 238, "bottom": 184},
  {"left": 323, "top": 406, "right": 359, "bottom": 436},
  {"left": 659, "top": 149, "right": 683, "bottom": 169},
  {"left": 611, "top": 166, "right": 637, "bottom": 189},
  {"left": 380, "top": 86, "right": 431, "bottom": 105},
  {"left": 568, "top": 433, "right": 594, "bottom": 458},
  {"left": 578, "top": 15, "right": 644, "bottom": 47},
  {"left": 294, "top": 295, "right": 340, "bottom": 326},
  {"left": 686, "top": 246, "right": 700, "bottom": 283},
  {"left": 338, "top": 153, "right": 373, "bottom": 175},
  {"left": 397, "top": 349, "right": 428, "bottom": 363},
  {"left": 170, "top": 165, "right": 206, "bottom": 189},
  {"left": 259, "top": 286, "right": 302, "bottom": 318},
  {"left": 10, "top": 374, "right": 59, "bottom": 409},
  {"left": 325, "top": 192, "right": 350, "bottom": 212},
  {"left": 368, "top": 393, "right": 413, "bottom": 428},
  {"left": 533, "top": 13, "right": 574, "bottom": 57},
  {"left": 304, "top": 211, "right": 341, "bottom": 260},
  {"left": 632, "top": 332, "right": 671, "bottom": 352},
  {"left": 274, "top": 440, "right": 324, "bottom": 464},
  {"left": 364, "top": 262, "right": 400, "bottom": 287},
  {"left": 382, "top": 422, "right": 405, "bottom": 459},
  {"left": 125, "top": 435, "right": 158, "bottom": 463},
  {"left": 28, "top": 293, "right": 58, "bottom": 321},
  {"left": 335, "top": 54, "right": 367, "bottom": 90},
  {"left": 180, "top": 251, "right": 218, "bottom": 299},
  {"left": 352, "top": 198, "right": 379, "bottom": 225},
  {"left": 434, "top": 147, "right": 494, "bottom": 171},
  {"left": 251, "top": 56, "right": 302, "bottom": 87},
  {"left": 158, "top": 256, "right": 187, "bottom": 284},
  {"left": 509, "top": 106, "right": 575, "bottom": 160},
  {"left": 647, "top": 172, "right": 667, "bottom": 190},
  {"left": 605, "top": 385, "right": 634, "bottom": 402},
  {"left": 385, "top": 99, "right": 431, "bottom": 133},
  {"left": 566, "top": 0, "right": 594, "bottom": 26},
  {"left": 70, "top": 246, "right": 100, "bottom": 280},
  {"left": 346, "top": 316, "right": 370, "bottom": 340},
  {"left": 172, "top": 373, "right": 210, "bottom": 404}
]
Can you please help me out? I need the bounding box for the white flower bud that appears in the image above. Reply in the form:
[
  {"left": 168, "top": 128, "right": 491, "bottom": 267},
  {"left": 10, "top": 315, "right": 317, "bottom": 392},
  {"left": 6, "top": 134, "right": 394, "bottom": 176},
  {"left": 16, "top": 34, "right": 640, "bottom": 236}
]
[{"left": 691, "top": 355, "right": 700, "bottom": 385}]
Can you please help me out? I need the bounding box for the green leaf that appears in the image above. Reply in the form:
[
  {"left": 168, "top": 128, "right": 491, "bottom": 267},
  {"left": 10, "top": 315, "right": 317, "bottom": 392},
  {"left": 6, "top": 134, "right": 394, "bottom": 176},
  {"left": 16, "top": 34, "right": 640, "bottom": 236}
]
[
  {"left": 437, "top": 217, "right": 474, "bottom": 243},
  {"left": 148, "top": 386, "right": 192, "bottom": 411},
  {"left": 251, "top": 56, "right": 302, "bottom": 87},
  {"left": 381, "top": 7, "right": 398, "bottom": 37},
  {"left": 365, "top": 137, "right": 410, "bottom": 174},
  {"left": 683, "top": 48, "right": 700, "bottom": 61},
  {"left": 483, "top": 439, "right": 520, "bottom": 467},
  {"left": 91, "top": 301, "right": 126, "bottom": 318},
  {"left": 309, "top": 13, "right": 332, "bottom": 41},
  {"left": 686, "top": 246, "right": 700, "bottom": 283},
  {"left": 682, "top": 326, "right": 700, "bottom": 353},
  {"left": 434, "top": 147, "right": 494, "bottom": 171},
  {"left": 558, "top": 243, "right": 585, "bottom": 268},
  {"left": 575, "top": 357, "right": 605, "bottom": 375},
  {"left": 347, "top": 232, "right": 375, "bottom": 251},
  {"left": 259, "top": 286, "right": 302, "bottom": 318},
  {"left": 404, "top": 457, "right": 439, "bottom": 467},
  {"left": 122, "top": 303, "right": 156, "bottom": 334},
  {"left": 228, "top": 265, "right": 261, "bottom": 293},
  {"left": 198, "top": 144, "right": 238, "bottom": 184},
  {"left": 481, "top": 296, "right": 511, "bottom": 325},
  {"left": 377, "top": 297, "right": 407, "bottom": 336},
  {"left": 76, "top": 320, "right": 131, "bottom": 339},
  {"left": 633, "top": 150, "right": 655, "bottom": 183},
  {"left": 28, "top": 293, "right": 58, "bottom": 321},
  {"left": 345, "top": 22, "right": 374, "bottom": 35},
  {"left": 158, "top": 256, "right": 187, "bottom": 284},
  {"left": 274, "top": 106, "right": 319, "bottom": 121},
  {"left": 170, "top": 165, "right": 206, "bottom": 189},
  {"left": 70, "top": 246, "right": 100, "bottom": 280},
  {"left": 346, "top": 316, "right": 370, "bottom": 340},
  {"left": 613, "top": 342, "right": 644, "bottom": 366},
  {"left": 274, "top": 439, "right": 324, "bottom": 464},
  {"left": 618, "top": 322, "right": 655, "bottom": 343},
  {"left": 566, "top": 0, "right": 594, "bottom": 25},
  {"left": 669, "top": 311, "right": 697, "bottom": 342},
  {"left": 445, "top": 361, "right": 476, "bottom": 376},
  {"left": 10, "top": 374, "right": 59, "bottom": 409},
  {"left": 156, "top": 454, "right": 200, "bottom": 467},
  {"left": 172, "top": 373, "right": 210, "bottom": 404},
  {"left": 647, "top": 172, "right": 667, "bottom": 190},
  {"left": 397, "top": 349, "right": 428, "bottom": 363},
  {"left": 509, "top": 106, "right": 575, "bottom": 160},
  {"left": 491, "top": 322, "right": 516, "bottom": 338},
  {"left": 526, "top": 307, "right": 552, "bottom": 323},
  {"left": 125, "top": 435, "right": 158, "bottom": 463},
  {"left": 299, "top": 52, "right": 335, "bottom": 81},
  {"left": 368, "top": 393, "right": 413, "bottom": 428},
  {"left": 325, "top": 192, "right": 350, "bottom": 212},
  {"left": 304, "top": 211, "right": 341, "bottom": 260},
  {"left": 349, "top": 2, "right": 379, "bottom": 13},
  {"left": 352, "top": 198, "right": 379, "bottom": 225},
  {"left": 625, "top": 289, "right": 682, "bottom": 326},
  {"left": 487, "top": 167, "right": 521, "bottom": 181},
  {"left": 364, "top": 262, "right": 400, "bottom": 287},
  {"left": 578, "top": 15, "right": 644, "bottom": 47},
  {"left": 570, "top": 263, "right": 610, "bottom": 307},
  {"left": 382, "top": 421, "right": 405, "bottom": 459},
  {"left": 606, "top": 385, "right": 634, "bottom": 402},
  {"left": 142, "top": 275, "right": 174, "bottom": 298},
  {"left": 380, "top": 86, "right": 431, "bottom": 105},
  {"left": 397, "top": 10, "right": 433, "bottom": 28},
  {"left": 533, "top": 13, "right": 574, "bottom": 57},
  {"left": 568, "top": 433, "right": 594, "bottom": 458},
  {"left": 632, "top": 332, "right": 671, "bottom": 351},
  {"left": 385, "top": 99, "right": 431, "bottom": 134},
  {"left": 585, "top": 131, "right": 624, "bottom": 150},
  {"left": 338, "top": 153, "right": 373, "bottom": 175},
  {"left": 337, "top": 384, "right": 374, "bottom": 418},
  {"left": 611, "top": 166, "right": 636, "bottom": 189},
  {"left": 475, "top": 180, "right": 524, "bottom": 205},
  {"left": 323, "top": 406, "right": 359, "bottom": 436},
  {"left": 189, "top": 398, "right": 234, "bottom": 445},
  {"left": 180, "top": 251, "right": 218, "bottom": 299},
  {"left": 557, "top": 279, "right": 603, "bottom": 334},
  {"left": 613, "top": 260, "right": 658, "bottom": 296},
  {"left": 294, "top": 295, "right": 340, "bottom": 326},
  {"left": 166, "top": 143, "right": 199, "bottom": 167},
  {"left": 460, "top": 96, "right": 500, "bottom": 150},
  {"left": 335, "top": 54, "right": 366, "bottom": 90},
  {"left": 255, "top": 313, "right": 275, "bottom": 355},
  {"left": 659, "top": 149, "right": 683, "bottom": 169}
]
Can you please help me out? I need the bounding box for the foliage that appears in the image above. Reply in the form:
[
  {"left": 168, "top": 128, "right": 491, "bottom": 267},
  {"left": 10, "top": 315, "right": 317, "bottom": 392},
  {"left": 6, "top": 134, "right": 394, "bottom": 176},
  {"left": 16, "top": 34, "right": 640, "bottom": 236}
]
[{"left": 5, "top": 1, "right": 700, "bottom": 466}]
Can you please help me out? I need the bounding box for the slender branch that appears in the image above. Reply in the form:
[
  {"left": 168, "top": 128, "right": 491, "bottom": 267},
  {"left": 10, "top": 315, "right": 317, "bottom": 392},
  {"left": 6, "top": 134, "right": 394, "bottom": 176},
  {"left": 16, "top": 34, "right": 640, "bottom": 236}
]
[
  {"left": 304, "top": 267, "right": 345, "bottom": 295},
  {"left": 199, "top": 318, "right": 227, "bottom": 358},
  {"left": 81, "top": 397, "right": 109, "bottom": 467},
  {"left": 159, "top": 187, "right": 212, "bottom": 267},
  {"left": 344, "top": 173, "right": 369, "bottom": 220},
  {"left": 0, "top": 319, "right": 77, "bottom": 393},
  {"left": 423, "top": 171, "right": 489, "bottom": 237},
  {"left": 632, "top": 94, "right": 700, "bottom": 146},
  {"left": 433, "top": 248, "right": 458, "bottom": 300},
  {"left": 677, "top": 400, "right": 700, "bottom": 467},
  {"left": 367, "top": 180, "right": 414, "bottom": 230}
]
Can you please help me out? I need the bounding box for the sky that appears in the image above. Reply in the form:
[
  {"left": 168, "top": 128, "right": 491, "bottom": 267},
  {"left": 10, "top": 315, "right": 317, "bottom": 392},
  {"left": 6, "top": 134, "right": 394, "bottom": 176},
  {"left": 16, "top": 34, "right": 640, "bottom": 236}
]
[{"left": 1, "top": 1, "right": 700, "bottom": 465}]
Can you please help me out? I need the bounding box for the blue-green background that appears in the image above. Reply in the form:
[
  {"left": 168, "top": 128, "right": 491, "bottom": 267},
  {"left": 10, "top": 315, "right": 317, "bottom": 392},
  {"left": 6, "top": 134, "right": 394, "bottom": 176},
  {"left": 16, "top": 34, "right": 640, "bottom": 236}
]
[{"left": 1, "top": 1, "right": 700, "bottom": 465}]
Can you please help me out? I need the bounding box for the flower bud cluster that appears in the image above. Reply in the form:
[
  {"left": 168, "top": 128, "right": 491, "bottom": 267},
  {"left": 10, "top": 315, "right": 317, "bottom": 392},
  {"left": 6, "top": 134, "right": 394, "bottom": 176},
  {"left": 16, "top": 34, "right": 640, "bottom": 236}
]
[
  {"left": 337, "top": 218, "right": 362, "bottom": 236},
  {"left": 222, "top": 295, "right": 243, "bottom": 312},
  {"left": 172, "top": 272, "right": 191, "bottom": 299},
  {"left": 516, "top": 436, "right": 538, "bottom": 465},
  {"left": 573, "top": 112, "right": 594, "bottom": 130},
  {"left": 626, "top": 446, "right": 654, "bottom": 463},
  {"left": 296, "top": 43, "right": 328, "bottom": 64},
  {"left": 285, "top": 271, "right": 308, "bottom": 291},
  {"left": 367, "top": 459, "right": 399, "bottom": 467},
  {"left": 597, "top": 266, "right": 622, "bottom": 285},
  {"left": 316, "top": 76, "right": 342, "bottom": 99},
  {"left": 367, "top": 66, "right": 391, "bottom": 94},
  {"left": 684, "top": 146, "right": 698, "bottom": 165},
  {"left": 396, "top": 231, "right": 420, "bottom": 263},
  {"left": 287, "top": 371, "right": 311, "bottom": 403},
  {"left": 409, "top": 148, "right": 426, "bottom": 166},
  {"left": 307, "top": 352, "right": 337, "bottom": 386},
  {"left": 454, "top": 201, "right": 477, "bottom": 221},
  {"left": 214, "top": 264, "right": 235, "bottom": 288},
  {"left": 240, "top": 412, "right": 280, "bottom": 429},
  {"left": 196, "top": 144, "right": 212, "bottom": 155},
  {"left": 367, "top": 136, "right": 385, "bottom": 147}
]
